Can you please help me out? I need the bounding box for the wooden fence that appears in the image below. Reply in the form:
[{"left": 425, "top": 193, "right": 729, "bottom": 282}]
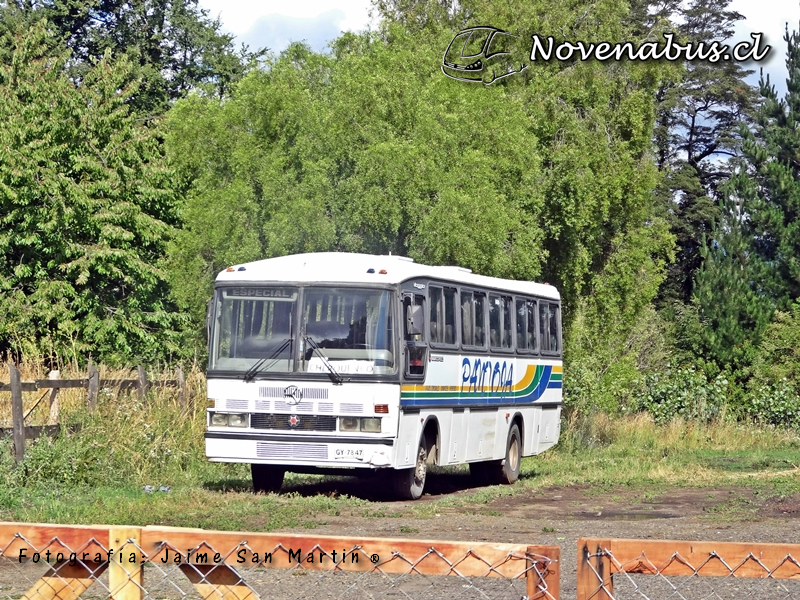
[
  {"left": 577, "top": 537, "right": 800, "bottom": 599},
  {"left": 0, "top": 362, "right": 188, "bottom": 462},
  {"left": 0, "top": 522, "right": 560, "bottom": 600}
]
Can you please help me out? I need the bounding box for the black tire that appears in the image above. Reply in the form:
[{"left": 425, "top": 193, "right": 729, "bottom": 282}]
[
  {"left": 251, "top": 464, "right": 285, "bottom": 493},
  {"left": 393, "top": 438, "right": 429, "bottom": 500},
  {"left": 498, "top": 423, "right": 522, "bottom": 484},
  {"left": 470, "top": 423, "right": 522, "bottom": 486}
]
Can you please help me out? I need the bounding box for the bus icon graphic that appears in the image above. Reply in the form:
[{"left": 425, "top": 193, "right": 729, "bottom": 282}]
[{"left": 442, "top": 26, "right": 528, "bottom": 84}]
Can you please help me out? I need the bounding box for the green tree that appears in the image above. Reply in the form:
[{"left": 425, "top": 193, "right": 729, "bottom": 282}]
[
  {"left": 166, "top": 0, "right": 678, "bottom": 396},
  {"left": 693, "top": 184, "right": 776, "bottom": 367},
  {"left": 695, "top": 23, "right": 800, "bottom": 369},
  {"left": 740, "top": 25, "right": 800, "bottom": 302},
  {"left": 646, "top": 0, "right": 759, "bottom": 305},
  {"left": 0, "top": 0, "right": 261, "bottom": 114},
  {"left": 0, "top": 23, "right": 185, "bottom": 364}
]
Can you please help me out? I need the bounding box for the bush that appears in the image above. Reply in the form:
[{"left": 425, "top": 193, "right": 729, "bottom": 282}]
[
  {"left": 564, "top": 303, "right": 674, "bottom": 415},
  {"left": 744, "top": 381, "right": 800, "bottom": 429},
  {"left": 636, "top": 366, "right": 732, "bottom": 424}
]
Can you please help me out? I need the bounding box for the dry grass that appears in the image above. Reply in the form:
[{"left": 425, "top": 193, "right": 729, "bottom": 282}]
[
  {"left": 0, "top": 361, "right": 207, "bottom": 427},
  {"left": 529, "top": 412, "right": 800, "bottom": 489}
]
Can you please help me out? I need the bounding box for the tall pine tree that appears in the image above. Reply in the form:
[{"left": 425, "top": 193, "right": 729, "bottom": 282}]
[
  {"left": 695, "top": 23, "right": 800, "bottom": 367},
  {"left": 644, "top": 0, "right": 759, "bottom": 305}
]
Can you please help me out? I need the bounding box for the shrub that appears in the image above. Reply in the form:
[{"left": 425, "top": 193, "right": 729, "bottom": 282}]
[{"left": 636, "top": 366, "right": 732, "bottom": 424}]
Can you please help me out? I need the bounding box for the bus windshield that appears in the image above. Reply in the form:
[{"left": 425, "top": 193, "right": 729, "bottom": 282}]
[{"left": 210, "top": 286, "right": 395, "bottom": 376}]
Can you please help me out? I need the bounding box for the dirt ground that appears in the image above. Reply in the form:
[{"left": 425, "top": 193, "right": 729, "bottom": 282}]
[{"left": 280, "top": 470, "right": 800, "bottom": 599}]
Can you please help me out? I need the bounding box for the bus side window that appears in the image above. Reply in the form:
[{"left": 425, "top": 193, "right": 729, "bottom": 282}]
[
  {"left": 404, "top": 293, "right": 427, "bottom": 378},
  {"left": 549, "top": 303, "right": 560, "bottom": 353},
  {"left": 474, "top": 293, "right": 486, "bottom": 347},
  {"left": 516, "top": 298, "right": 538, "bottom": 353},
  {"left": 429, "top": 286, "right": 457, "bottom": 346},
  {"left": 539, "top": 302, "right": 550, "bottom": 352},
  {"left": 429, "top": 287, "right": 442, "bottom": 343},
  {"left": 527, "top": 300, "right": 538, "bottom": 352},
  {"left": 490, "top": 294, "right": 513, "bottom": 350},
  {"left": 461, "top": 292, "right": 474, "bottom": 345}
]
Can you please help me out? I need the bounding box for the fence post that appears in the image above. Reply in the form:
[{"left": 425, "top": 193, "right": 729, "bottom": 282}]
[
  {"left": 109, "top": 527, "right": 143, "bottom": 600},
  {"left": 87, "top": 359, "right": 99, "bottom": 411},
  {"left": 527, "top": 545, "right": 559, "bottom": 600},
  {"left": 176, "top": 365, "right": 186, "bottom": 411},
  {"left": 577, "top": 539, "right": 613, "bottom": 600},
  {"left": 10, "top": 364, "right": 24, "bottom": 462},
  {"left": 47, "top": 370, "right": 61, "bottom": 424},
  {"left": 137, "top": 365, "right": 148, "bottom": 403}
]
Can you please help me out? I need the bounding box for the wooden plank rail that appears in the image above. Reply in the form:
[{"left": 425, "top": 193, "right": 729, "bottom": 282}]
[
  {"left": 0, "top": 424, "right": 80, "bottom": 441},
  {"left": 577, "top": 538, "right": 800, "bottom": 600},
  {"left": 0, "top": 378, "right": 182, "bottom": 393},
  {"left": 0, "top": 522, "right": 560, "bottom": 600},
  {"left": 140, "top": 526, "right": 552, "bottom": 578},
  {"left": 1, "top": 365, "right": 188, "bottom": 461}
]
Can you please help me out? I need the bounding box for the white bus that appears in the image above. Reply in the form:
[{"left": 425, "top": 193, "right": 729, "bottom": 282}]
[{"left": 205, "top": 252, "right": 562, "bottom": 499}]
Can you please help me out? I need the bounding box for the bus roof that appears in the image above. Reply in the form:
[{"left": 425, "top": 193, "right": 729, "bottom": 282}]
[{"left": 215, "top": 253, "right": 560, "bottom": 300}]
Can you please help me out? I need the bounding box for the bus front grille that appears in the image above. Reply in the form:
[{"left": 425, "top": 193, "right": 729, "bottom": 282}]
[
  {"left": 256, "top": 442, "right": 328, "bottom": 460},
  {"left": 250, "top": 413, "right": 337, "bottom": 432}
]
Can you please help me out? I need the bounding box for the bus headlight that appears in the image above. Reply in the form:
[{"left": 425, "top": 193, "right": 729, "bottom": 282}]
[
  {"left": 210, "top": 413, "right": 228, "bottom": 427},
  {"left": 360, "top": 418, "right": 381, "bottom": 433},
  {"left": 228, "top": 413, "right": 248, "bottom": 427},
  {"left": 340, "top": 417, "right": 360, "bottom": 431}
]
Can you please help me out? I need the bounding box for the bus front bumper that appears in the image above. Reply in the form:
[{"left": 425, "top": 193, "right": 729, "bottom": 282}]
[{"left": 205, "top": 431, "right": 395, "bottom": 468}]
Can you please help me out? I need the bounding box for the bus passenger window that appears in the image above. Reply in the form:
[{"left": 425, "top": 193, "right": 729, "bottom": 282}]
[
  {"left": 474, "top": 293, "right": 486, "bottom": 346},
  {"left": 502, "top": 296, "right": 513, "bottom": 349},
  {"left": 461, "top": 292, "right": 474, "bottom": 345},
  {"left": 429, "top": 286, "right": 457, "bottom": 346},
  {"left": 516, "top": 299, "right": 538, "bottom": 353},
  {"left": 527, "top": 300, "right": 537, "bottom": 351},
  {"left": 429, "top": 287, "right": 442, "bottom": 343},
  {"left": 539, "top": 302, "right": 550, "bottom": 352},
  {"left": 549, "top": 304, "right": 560, "bottom": 353},
  {"left": 489, "top": 295, "right": 512, "bottom": 350},
  {"left": 461, "top": 291, "right": 487, "bottom": 348},
  {"left": 444, "top": 287, "right": 456, "bottom": 344}
]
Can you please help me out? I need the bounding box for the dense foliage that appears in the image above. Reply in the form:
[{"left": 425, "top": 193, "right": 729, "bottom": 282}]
[
  {"left": 0, "top": 24, "right": 186, "bottom": 364},
  {"left": 0, "top": 0, "right": 262, "bottom": 115},
  {"left": 165, "top": 0, "right": 677, "bottom": 368},
  {"left": 0, "top": 0, "right": 799, "bottom": 429}
]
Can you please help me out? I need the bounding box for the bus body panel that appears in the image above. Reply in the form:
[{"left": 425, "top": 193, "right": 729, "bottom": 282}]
[
  {"left": 206, "top": 380, "right": 401, "bottom": 468},
  {"left": 204, "top": 252, "right": 563, "bottom": 495}
]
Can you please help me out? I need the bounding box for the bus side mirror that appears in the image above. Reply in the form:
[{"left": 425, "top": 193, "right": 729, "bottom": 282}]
[
  {"left": 406, "top": 304, "right": 424, "bottom": 336},
  {"left": 206, "top": 299, "right": 214, "bottom": 339}
]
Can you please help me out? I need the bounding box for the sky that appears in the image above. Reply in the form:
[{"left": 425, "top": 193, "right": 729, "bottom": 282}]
[{"left": 197, "top": 0, "right": 800, "bottom": 94}]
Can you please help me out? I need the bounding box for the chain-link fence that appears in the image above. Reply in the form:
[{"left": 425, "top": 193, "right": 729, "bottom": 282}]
[
  {"left": 577, "top": 538, "right": 800, "bottom": 600},
  {"left": 0, "top": 523, "right": 559, "bottom": 599}
]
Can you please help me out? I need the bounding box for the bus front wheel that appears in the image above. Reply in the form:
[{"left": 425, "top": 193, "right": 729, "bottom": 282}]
[
  {"left": 393, "top": 438, "right": 429, "bottom": 500},
  {"left": 251, "top": 464, "right": 285, "bottom": 493}
]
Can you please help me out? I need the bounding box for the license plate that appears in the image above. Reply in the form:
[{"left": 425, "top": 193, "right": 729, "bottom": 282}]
[{"left": 334, "top": 448, "right": 363, "bottom": 459}]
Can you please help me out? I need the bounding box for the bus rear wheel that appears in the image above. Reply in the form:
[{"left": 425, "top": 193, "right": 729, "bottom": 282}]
[
  {"left": 393, "top": 439, "right": 429, "bottom": 500},
  {"left": 498, "top": 423, "right": 522, "bottom": 484},
  {"left": 469, "top": 424, "right": 521, "bottom": 486},
  {"left": 251, "top": 464, "right": 285, "bottom": 493}
]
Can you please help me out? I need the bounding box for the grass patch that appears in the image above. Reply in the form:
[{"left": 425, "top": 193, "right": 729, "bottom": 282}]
[{"left": 1, "top": 371, "right": 799, "bottom": 529}]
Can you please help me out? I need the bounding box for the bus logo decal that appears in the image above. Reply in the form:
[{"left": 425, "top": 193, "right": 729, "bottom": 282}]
[
  {"left": 288, "top": 415, "right": 299, "bottom": 427},
  {"left": 284, "top": 385, "right": 303, "bottom": 405},
  {"left": 461, "top": 357, "right": 513, "bottom": 397}
]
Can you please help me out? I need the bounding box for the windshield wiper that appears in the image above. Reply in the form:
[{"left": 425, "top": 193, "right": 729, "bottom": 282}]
[
  {"left": 303, "top": 335, "right": 344, "bottom": 385},
  {"left": 242, "top": 338, "right": 293, "bottom": 382}
]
